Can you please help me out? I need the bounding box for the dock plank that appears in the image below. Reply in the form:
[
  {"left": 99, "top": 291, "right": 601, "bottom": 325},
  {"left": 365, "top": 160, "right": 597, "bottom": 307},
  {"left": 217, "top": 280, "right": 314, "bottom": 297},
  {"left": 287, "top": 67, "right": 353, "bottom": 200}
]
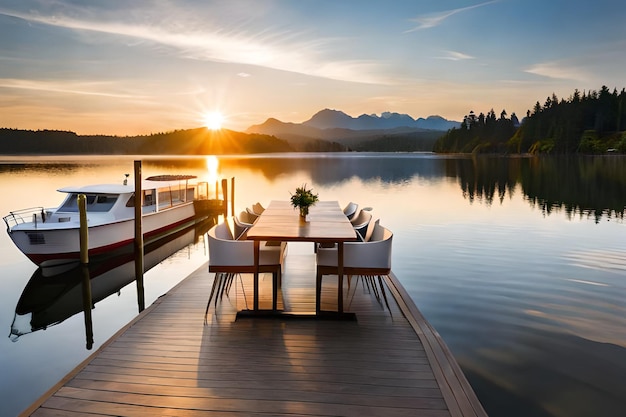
[{"left": 22, "top": 243, "right": 486, "bottom": 417}]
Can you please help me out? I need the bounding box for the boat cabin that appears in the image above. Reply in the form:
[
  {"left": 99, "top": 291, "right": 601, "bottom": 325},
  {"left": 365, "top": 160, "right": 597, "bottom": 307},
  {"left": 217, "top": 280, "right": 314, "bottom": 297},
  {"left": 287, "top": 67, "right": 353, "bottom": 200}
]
[
  {"left": 4, "top": 175, "right": 198, "bottom": 231},
  {"left": 52, "top": 178, "right": 196, "bottom": 219}
]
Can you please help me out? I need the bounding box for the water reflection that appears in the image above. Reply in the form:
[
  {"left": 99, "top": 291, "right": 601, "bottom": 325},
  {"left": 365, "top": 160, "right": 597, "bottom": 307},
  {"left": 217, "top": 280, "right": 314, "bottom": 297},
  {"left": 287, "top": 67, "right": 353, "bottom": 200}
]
[
  {"left": 9, "top": 219, "right": 214, "bottom": 348},
  {"left": 7, "top": 155, "right": 626, "bottom": 223},
  {"left": 218, "top": 153, "right": 447, "bottom": 185},
  {"left": 442, "top": 156, "right": 520, "bottom": 205},
  {"left": 202, "top": 154, "right": 626, "bottom": 221},
  {"left": 442, "top": 156, "right": 626, "bottom": 221},
  {"left": 521, "top": 156, "right": 626, "bottom": 221}
]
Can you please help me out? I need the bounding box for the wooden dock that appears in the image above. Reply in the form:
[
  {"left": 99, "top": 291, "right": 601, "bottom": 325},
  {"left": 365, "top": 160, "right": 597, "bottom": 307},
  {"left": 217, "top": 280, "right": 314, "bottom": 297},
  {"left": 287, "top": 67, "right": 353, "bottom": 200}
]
[{"left": 21, "top": 243, "right": 487, "bottom": 417}]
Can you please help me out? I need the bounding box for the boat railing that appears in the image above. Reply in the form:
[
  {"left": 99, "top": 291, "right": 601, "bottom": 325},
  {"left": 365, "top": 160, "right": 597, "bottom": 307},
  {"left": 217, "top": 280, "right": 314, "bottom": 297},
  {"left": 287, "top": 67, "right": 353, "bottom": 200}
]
[{"left": 3, "top": 207, "right": 46, "bottom": 231}]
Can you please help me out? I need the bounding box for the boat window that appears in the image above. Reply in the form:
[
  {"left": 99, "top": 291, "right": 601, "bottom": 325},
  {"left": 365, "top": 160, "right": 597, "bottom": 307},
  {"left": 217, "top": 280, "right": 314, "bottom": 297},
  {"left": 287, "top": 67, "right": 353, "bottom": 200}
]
[
  {"left": 58, "top": 193, "right": 118, "bottom": 212},
  {"left": 89, "top": 194, "right": 118, "bottom": 211},
  {"left": 158, "top": 189, "right": 172, "bottom": 207},
  {"left": 143, "top": 190, "right": 155, "bottom": 206},
  {"left": 59, "top": 194, "right": 80, "bottom": 212}
]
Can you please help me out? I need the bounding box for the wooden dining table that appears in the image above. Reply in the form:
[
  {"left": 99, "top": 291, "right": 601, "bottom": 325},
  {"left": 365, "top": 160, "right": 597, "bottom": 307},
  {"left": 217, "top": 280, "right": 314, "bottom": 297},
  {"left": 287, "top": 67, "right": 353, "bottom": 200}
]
[{"left": 245, "top": 200, "right": 358, "bottom": 315}]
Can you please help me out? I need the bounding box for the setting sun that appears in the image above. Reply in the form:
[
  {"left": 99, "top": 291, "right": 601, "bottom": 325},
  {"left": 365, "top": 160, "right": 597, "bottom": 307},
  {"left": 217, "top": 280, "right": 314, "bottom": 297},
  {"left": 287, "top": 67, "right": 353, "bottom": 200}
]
[{"left": 203, "top": 111, "right": 224, "bottom": 130}]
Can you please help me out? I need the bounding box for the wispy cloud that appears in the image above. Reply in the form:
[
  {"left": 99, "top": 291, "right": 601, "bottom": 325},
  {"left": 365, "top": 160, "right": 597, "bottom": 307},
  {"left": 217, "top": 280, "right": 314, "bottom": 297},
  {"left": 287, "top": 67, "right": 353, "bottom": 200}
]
[
  {"left": 524, "top": 61, "right": 590, "bottom": 81},
  {"left": 0, "top": 7, "right": 390, "bottom": 85},
  {"left": 0, "top": 78, "right": 141, "bottom": 98},
  {"left": 405, "top": 0, "right": 500, "bottom": 32},
  {"left": 437, "top": 51, "right": 475, "bottom": 61}
]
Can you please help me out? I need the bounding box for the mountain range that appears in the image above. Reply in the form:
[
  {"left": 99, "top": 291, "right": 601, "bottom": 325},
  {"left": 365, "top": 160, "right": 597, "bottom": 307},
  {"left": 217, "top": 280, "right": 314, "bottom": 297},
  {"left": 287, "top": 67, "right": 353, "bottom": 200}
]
[
  {"left": 248, "top": 108, "right": 459, "bottom": 133},
  {"left": 246, "top": 109, "right": 459, "bottom": 152}
]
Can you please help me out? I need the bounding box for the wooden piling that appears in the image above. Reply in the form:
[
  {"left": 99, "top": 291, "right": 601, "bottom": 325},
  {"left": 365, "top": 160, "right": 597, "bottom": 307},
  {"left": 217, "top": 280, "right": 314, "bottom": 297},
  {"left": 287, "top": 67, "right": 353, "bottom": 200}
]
[
  {"left": 231, "top": 176, "right": 235, "bottom": 217},
  {"left": 78, "top": 194, "right": 89, "bottom": 265},
  {"left": 77, "top": 194, "right": 94, "bottom": 349},
  {"left": 80, "top": 268, "right": 94, "bottom": 350},
  {"left": 221, "top": 178, "right": 228, "bottom": 218},
  {"left": 134, "top": 160, "right": 145, "bottom": 312}
]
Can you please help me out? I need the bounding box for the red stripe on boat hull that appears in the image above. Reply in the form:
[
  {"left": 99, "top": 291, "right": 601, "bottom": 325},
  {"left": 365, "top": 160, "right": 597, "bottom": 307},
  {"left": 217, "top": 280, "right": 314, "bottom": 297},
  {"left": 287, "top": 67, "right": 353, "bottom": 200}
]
[{"left": 25, "top": 216, "right": 196, "bottom": 266}]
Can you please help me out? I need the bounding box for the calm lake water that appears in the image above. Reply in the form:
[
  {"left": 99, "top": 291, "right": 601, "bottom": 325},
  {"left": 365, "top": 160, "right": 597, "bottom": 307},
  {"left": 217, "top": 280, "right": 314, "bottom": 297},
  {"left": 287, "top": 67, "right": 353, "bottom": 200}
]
[{"left": 0, "top": 154, "right": 625, "bottom": 417}]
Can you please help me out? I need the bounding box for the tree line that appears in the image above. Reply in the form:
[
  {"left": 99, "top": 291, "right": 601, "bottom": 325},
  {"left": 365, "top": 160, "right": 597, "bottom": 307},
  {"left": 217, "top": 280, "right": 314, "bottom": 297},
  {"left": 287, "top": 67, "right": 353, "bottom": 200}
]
[
  {"left": 0, "top": 126, "right": 436, "bottom": 154},
  {"left": 434, "top": 86, "right": 626, "bottom": 154},
  {"left": 0, "top": 128, "right": 296, "bottom": 155}
]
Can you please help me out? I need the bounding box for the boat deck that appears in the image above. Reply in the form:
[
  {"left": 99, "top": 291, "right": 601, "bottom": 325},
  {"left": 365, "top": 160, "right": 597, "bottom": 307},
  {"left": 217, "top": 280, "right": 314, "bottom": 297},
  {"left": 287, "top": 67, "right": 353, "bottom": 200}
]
[{"left": 22, "top": 243, "right": 487, "bottom": 417}]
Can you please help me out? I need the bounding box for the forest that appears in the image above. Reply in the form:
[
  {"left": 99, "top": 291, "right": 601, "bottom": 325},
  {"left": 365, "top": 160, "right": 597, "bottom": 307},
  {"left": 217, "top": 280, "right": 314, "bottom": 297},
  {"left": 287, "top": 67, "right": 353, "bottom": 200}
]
[
  {"left": 0, "top": 126, "right": 429, "bottom": 154},
  {"left": 0, "top": 128, "right": 297, "bottom": 155},
  {"left": 433, "top": 86, "right": 626, "bottom": 154}
]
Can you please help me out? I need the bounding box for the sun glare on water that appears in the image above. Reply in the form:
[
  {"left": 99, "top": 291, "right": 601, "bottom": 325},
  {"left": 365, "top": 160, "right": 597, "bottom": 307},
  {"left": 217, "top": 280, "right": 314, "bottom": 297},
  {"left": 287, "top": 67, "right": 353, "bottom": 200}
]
[
  {"left": 203, "top": 111, "right": 224, "bottom": 130},
  {"left": 206, "top": 155, "right": 219, "bottom": 177},
  {"left": 202, "top": 155, "right": 219, "bottom": 196}
]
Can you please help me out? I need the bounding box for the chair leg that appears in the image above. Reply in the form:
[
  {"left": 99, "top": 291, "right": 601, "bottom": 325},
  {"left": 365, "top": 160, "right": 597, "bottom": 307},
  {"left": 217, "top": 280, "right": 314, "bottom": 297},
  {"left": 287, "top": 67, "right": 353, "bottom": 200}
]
[
  {"left": 272, "top": 271, "right": 278, "bottom": 311},
  {"left": 226, "top": 272, "right": 239, "bottom": 298},
  {"left": 224, "top": 272, "right": 235, "bottom": 296},
  {"left": 217, "top": 273, "right": 229, "bottom": 302}
]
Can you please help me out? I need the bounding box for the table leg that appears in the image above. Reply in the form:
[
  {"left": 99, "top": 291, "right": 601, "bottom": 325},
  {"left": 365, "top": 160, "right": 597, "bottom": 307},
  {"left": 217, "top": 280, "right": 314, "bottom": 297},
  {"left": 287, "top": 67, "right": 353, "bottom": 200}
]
[
  {"left": 272, "top": 270, "right": 278, "bottom": 311},
  {"left": 316, "top": 270, "right": 321, "bottom": 314},
  {"left": 337, "top": 241, "right": 344, "bottom": 314},
  {"left": 253, "top": 240, "right": 260, "bottom": 311}
]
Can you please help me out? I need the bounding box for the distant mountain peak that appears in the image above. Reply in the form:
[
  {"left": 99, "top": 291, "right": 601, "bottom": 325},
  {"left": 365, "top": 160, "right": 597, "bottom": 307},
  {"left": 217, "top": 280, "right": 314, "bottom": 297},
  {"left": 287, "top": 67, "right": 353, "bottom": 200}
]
[
  {"left": 299, "top": 109, "right": 459, "bottom": 131},
  {"left": 247, "top": 109, "right": 460, "bottom": 135},
  {"left": 303, "top": 109, "right": 354, "bottom": 129}
]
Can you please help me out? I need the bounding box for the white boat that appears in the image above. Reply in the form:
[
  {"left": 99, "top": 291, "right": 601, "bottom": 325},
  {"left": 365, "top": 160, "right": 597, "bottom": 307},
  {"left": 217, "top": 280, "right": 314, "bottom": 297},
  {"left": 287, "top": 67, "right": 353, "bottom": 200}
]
[{"left": 3, "top": 175, "right": 200, "bottom": 267}]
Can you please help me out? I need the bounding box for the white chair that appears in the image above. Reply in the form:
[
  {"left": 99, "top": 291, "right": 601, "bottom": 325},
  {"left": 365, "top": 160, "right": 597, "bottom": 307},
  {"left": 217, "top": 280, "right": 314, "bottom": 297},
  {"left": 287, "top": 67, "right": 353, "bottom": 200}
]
[
  {"left": 350, "top": 210, "right": 372, "bottom": 240},
  {"left": 343, "top": 202, "right": 358, "bottom": 220},
  {"left": 245, "top": 207, "right": 260, "bottom": 221},
  {"left": 315, "top": 222, "right": 393, "bottom": 314},
  {"left": 251, "top": 202, "right": 265, "bottom": 215},
  {"left": 238, "top": 210, "right": 257, "bottom": 224},
  {"left": 233, "top": 213, "right": 253, "bottom": 240},
  {"left": 206, "top": 222, "right": 283, "bottom": 318},
  {"left": 361, "top": 218, "right": 379, "bottom": 242}
]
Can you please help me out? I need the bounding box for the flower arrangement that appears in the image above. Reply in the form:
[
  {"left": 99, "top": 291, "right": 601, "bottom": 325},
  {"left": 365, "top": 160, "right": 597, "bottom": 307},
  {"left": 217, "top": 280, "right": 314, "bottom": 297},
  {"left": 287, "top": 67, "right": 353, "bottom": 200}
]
[{"left": 290, "top": 183, "right": 319, "bottom": 217}]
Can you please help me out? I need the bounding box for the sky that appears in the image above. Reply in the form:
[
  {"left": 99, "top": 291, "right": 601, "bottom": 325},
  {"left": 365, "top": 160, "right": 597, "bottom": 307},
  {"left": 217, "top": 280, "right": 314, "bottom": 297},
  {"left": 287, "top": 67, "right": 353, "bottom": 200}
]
[{"left": 1, "top": 0, "right": 625, "bottom": 135}]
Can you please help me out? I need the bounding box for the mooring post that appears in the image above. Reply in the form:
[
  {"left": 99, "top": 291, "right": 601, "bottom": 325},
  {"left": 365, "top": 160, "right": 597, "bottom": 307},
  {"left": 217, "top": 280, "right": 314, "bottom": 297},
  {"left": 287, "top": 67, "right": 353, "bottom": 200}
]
[
  {"left": 78, "top": 194, "right": 89, "bottom": 265},
  {"left": 231, "top": 177, "right": 235, "bottom": 217},
  {"left": 134, "top": 160, "right": 145, "bottom": 312},
  {"left": 221, "top": 178, "right": 228, "bottom": 218},
  {"left": 78, "top": 194, "right": 94, "bottom": 349}
]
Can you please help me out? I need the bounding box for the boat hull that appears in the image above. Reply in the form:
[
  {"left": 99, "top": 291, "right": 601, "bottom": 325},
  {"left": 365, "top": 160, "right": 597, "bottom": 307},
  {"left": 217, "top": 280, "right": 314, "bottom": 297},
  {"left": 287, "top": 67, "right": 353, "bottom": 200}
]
[{"left": 7, "top": 203, "right": 196, "bottom": 267}]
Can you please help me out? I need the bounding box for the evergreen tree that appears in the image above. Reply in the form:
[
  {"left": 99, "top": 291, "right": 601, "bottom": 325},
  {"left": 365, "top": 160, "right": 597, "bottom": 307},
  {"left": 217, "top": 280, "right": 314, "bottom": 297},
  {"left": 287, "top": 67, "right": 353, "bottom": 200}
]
[{"left": 434, "top": 85, "right": 626, "bottom": 154}]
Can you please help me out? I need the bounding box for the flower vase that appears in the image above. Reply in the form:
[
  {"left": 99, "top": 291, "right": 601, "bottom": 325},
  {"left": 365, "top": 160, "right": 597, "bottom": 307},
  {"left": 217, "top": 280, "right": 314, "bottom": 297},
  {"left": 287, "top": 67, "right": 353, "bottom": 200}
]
[{"left": 299, "top": 206, "right": 309, "bottom": 220}]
